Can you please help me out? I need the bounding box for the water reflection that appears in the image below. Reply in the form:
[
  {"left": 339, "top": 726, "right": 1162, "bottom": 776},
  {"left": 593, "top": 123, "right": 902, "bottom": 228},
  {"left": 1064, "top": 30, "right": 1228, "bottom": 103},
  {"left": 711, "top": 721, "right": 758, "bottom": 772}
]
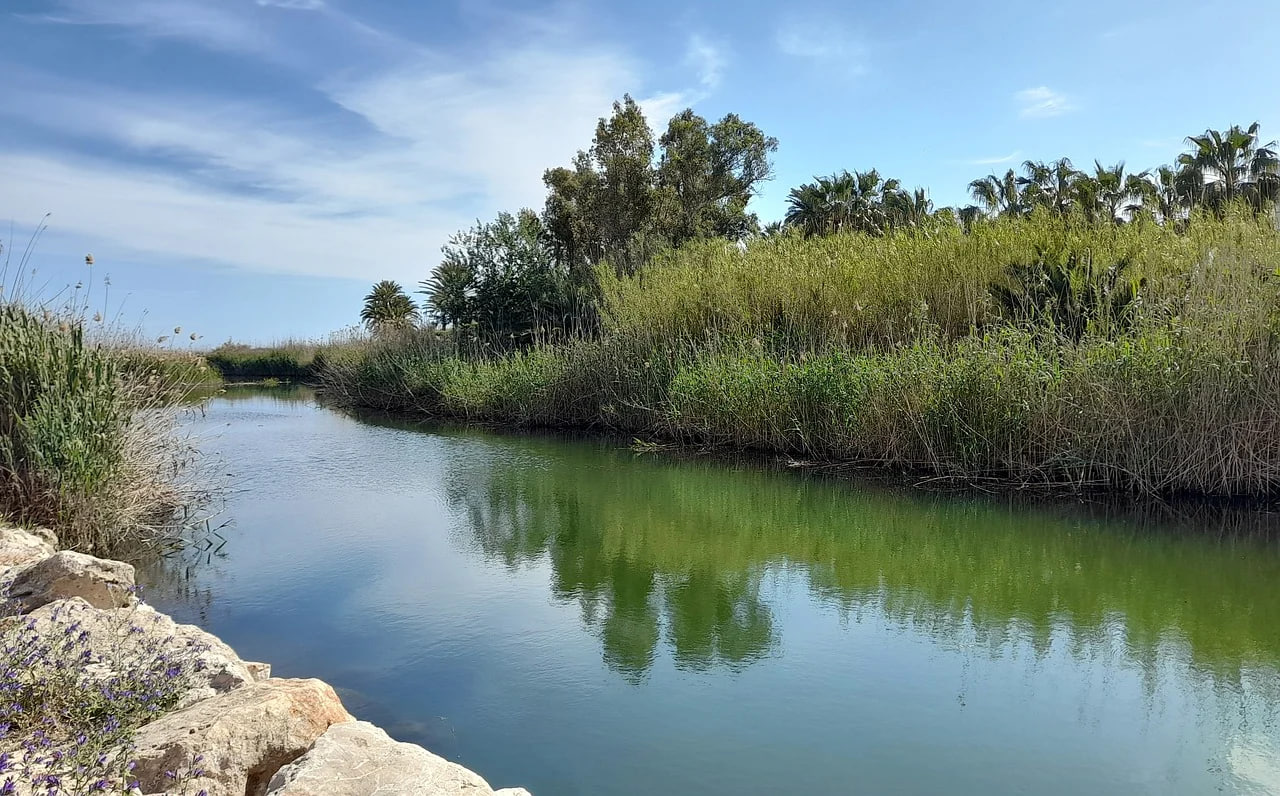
[
  {"left": 138, "top": 391, "right": 1280, "bottom": 795},
  {"left": 435, "top": 427, "right": 1280, "bottom": 684}
]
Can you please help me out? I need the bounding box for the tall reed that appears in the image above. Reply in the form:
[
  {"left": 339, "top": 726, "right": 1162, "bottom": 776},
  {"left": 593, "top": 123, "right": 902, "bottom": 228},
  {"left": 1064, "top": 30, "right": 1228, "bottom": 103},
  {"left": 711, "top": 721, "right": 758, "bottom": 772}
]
[{"left": 323, "top": 211, "right": 1280, "bottom": 498}]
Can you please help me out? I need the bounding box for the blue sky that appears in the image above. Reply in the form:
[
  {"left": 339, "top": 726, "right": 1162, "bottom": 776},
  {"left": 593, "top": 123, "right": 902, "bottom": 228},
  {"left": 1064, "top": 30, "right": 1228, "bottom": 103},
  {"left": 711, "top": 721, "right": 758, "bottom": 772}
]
[{"left": 3, "top": 0, "right": 1279, "bottom": 345}]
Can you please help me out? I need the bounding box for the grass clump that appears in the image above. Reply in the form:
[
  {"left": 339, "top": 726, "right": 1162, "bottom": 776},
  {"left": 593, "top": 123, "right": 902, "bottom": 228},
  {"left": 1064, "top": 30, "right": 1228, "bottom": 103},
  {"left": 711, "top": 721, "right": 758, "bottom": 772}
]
[{"left": 0, "top": 299, "right": 206, "bottom": 553}]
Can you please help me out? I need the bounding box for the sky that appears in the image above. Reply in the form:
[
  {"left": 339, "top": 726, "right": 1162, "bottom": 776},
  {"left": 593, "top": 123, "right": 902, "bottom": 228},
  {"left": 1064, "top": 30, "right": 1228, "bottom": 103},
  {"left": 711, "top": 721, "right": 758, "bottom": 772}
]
[{"left": 3, "top": 0, "right": 1279, "bottom": 345}]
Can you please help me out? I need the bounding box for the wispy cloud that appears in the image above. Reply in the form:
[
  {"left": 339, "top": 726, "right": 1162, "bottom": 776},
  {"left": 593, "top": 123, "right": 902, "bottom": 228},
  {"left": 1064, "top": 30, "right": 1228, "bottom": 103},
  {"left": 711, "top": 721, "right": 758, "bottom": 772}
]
[
  {"left": 686, "top": 34, "right": 725, "bottom": 91},
  {"left": 776, "top": 17, "right": 866, "bottom": 75},
  {"left": 1016, "top": 86, "right": 1076, "bottom": 119},
  {"left": 31, "top": 0, "right": 274, "bottom": 54},
  {"left": 966, "top": 150, "right": 1022, "bottom": 166},
  {"left": 257, "top": 0, "right": 325, "bottom": 9},
  {"left": 1, "top": 5, "right": 716, "bottom": 284}
]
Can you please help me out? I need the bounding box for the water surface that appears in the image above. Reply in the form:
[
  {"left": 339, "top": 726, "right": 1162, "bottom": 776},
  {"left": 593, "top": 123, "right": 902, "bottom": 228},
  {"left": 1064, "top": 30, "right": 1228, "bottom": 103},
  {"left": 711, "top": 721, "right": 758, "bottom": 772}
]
[{"left": 140, "top": 387, "right": 1280, "bottom": 795}]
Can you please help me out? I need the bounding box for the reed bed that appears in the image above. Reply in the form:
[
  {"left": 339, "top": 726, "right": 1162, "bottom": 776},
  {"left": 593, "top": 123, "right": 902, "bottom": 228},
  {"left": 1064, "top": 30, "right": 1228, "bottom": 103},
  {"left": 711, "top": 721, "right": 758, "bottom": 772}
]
[{"left": 323, "top": 211, "right": 1280, "bottom": 498}]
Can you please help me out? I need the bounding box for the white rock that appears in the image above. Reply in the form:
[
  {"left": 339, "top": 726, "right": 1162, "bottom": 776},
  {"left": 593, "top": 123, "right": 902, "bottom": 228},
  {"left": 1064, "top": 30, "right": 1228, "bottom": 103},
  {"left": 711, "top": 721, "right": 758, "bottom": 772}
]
[
  {"left": 246, "top": 661, "right": 273, "bottom": 681},
  {"left": 6, "top": 550, "right": 135, "bottom": 611},
  {"left": 24, "top": 598, "right": 258, "bottom": 708},
  {"left": 266, "top": 720, "right": 531, "bottom": 796},
  {"left": 130, "top": 678, "right": 354, "bottom": 796},
  {"left": 0, "top": 526, "right": 55, "bottom": 569}
]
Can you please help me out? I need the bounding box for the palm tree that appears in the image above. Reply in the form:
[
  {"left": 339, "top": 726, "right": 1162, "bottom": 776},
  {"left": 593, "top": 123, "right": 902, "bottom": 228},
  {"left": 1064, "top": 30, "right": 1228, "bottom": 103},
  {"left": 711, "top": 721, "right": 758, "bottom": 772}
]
[
  {"left": 784, "top": 181, "right": 832, "bottom": 237},
  {"left": 1178, "top": 123, "right": 1280, "bottom": 211},
  {"left": 420, "top": 256, "right": 475, "bottom": 328},
  {"left": 360, "top": 280, "right": 419, "bottom": 330},
  {"left": 957, "top": 205, "right": 985, "bottom": 232},
  {"left": 1019, "top": 158, "right": 1078, "bottom": 216},
  {"left": 785, "top": 170, "right": 896, "bottom": 236},
  {"left": 968, "top": 169, "right": 1024, "bottom": 217},
  {"left": 1075, "top": 161, "right": 1146, "bottom": 223},
  {"left": 885, "top": 187, "right": 933, "bottom": 229}
]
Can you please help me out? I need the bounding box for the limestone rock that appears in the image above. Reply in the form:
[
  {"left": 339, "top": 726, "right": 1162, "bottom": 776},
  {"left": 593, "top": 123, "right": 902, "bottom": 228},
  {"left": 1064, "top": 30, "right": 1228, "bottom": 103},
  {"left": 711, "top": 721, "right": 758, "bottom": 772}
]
[
  {"left": 130, "top": 678, "right": 353, "bottom": 796},
  {"left": 246, "top": 661, "right": 273, "bottom": 681},
  {"left": 0, "top": 526, "right": 55, "bottom": 569},
  {"left": 6, "top": 550, "right": 135, "bottom": 611},
  {"left": 24, "top": 598, "right": 257, "bottom": 708},
  {"left": 266, "top": 721, "right": 531, "bottom": 796}
]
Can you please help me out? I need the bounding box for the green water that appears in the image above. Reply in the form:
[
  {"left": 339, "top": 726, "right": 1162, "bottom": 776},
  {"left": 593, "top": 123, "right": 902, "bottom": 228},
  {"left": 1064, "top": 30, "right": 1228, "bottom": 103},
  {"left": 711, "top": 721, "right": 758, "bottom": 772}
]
[{"left": 143, "top": 388, "right": 1280, "bottom": 794}]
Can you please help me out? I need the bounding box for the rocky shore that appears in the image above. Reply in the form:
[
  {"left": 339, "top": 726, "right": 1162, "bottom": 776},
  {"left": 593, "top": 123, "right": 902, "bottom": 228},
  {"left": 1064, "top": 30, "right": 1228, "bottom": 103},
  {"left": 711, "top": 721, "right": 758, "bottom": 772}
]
[{"left": 0, "top": 526, "right": 531, "bottom": 796}]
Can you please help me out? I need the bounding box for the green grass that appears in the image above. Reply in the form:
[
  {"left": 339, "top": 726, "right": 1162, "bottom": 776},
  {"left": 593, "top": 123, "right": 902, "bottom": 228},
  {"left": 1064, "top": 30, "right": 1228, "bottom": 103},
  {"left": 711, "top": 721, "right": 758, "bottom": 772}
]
[
  {"left": 205, "top": 342, "right": 320, "bottom": 381},
  {"left": 205, "top": 333, "right": 372, "bottom": 382},
  {"left": 0, "top": 303, "right": 205, "bottom": 552},
  {"left": 322, "top": 210, "right": 1280, "bottom": 498}
]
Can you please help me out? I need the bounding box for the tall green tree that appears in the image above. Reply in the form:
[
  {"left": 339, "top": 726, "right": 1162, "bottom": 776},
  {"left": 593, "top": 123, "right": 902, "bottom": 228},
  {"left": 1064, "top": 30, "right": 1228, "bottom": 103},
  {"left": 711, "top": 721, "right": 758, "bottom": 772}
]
[
  {"left": 542, "top": 96, "right": 657, "bottom": 276},
  {"left": 1130, "top": 165, "right": 1200, "bottom": 224},
  {"left": 419, "top": 254, "right": 475, "bottom": 329},
  {"left": 653, "top": 110, "right": 779, "bottom": 246},
  {"left": 1019, "top": 158, "right": 1079, "bottom": 216},
  {"left": 360, "top": 281, "right": 419, "bottom": 330},
  {"left": 1074, "top": 161, "right": 1147, "bottom": 223}
]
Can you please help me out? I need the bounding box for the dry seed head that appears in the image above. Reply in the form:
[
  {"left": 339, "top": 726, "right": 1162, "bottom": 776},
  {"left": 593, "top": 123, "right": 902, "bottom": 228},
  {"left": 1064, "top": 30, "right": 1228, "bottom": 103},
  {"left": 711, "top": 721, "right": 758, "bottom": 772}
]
[
  {"left": 85, "top": 254, "right": 94, "bottom": 266},
  {"left": 174, "top": 326, "right": 182, "bottom": 335}
]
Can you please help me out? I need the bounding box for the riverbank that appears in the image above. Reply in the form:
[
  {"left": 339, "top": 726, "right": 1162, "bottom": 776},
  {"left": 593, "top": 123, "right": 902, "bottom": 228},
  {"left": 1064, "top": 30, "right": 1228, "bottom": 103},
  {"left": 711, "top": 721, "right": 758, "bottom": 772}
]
[
  {"left": 0, "top": 524, "right": 532, "bottom": 796},
  {"left": 321, "top": 212, "right": 1280, "bottom": 499}
]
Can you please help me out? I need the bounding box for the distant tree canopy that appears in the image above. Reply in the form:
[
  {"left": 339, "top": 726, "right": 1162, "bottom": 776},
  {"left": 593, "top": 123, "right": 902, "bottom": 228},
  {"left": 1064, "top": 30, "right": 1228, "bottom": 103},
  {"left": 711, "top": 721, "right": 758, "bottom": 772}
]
[
  {"left": 960, "top": 123, "right": 1279, "bottom": 225},
  {"left": 542, "top": 97, "right": 778, "bottom": 276},
  {"left": 419, "top": 96, "right": 777, "bottom": 343},
  {"left": 401, "top": 114, "right": 1278, "bottom": 346}
]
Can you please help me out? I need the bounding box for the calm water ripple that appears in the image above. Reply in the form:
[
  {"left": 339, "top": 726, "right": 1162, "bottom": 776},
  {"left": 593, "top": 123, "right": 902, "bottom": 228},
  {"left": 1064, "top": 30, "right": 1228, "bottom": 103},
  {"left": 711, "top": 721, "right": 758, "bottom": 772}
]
[{"left": 140, "top": 387, "right": 1280, "bottom": 795}]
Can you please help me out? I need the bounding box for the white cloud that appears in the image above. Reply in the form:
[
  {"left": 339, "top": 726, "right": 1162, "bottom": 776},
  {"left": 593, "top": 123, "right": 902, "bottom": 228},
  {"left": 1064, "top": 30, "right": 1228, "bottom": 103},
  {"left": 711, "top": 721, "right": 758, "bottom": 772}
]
[
  {"left": 2, "top": 37, "right": 713, "bottom": 283},
  {"left": 257, "top": 0, "right": 325, "bottom": 9},
  {"left": 966, "top": 150, "right": 1022, "bottom": 166},
  {"left": 5, "top": 2, "right": 721, "bottom": 285},
  {"left": 32, "top": 0, "right": 274, "bottom": 54},
  {"left": 776, "top": 17, "right": 866, "bottom": 75},
  {"left": 687, "top": 34, "right": 725, "bottom": 91},
  {"left": 1016, "top": 86, "right": 1076, "bottom": 119},
  {"left": 0, "top": 150, "right": 465, "bottom": 283}
]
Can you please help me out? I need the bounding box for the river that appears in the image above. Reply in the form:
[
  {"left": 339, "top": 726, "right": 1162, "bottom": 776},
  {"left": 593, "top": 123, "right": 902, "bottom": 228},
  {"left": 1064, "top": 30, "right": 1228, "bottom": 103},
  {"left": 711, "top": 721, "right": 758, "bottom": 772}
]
[{"left": 139, "top": 386, "right": 1280, "bottom": 795}]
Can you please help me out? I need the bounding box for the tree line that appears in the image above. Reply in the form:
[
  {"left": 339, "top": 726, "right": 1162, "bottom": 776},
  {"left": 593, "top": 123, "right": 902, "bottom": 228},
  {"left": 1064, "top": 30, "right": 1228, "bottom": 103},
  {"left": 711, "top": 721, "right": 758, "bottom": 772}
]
[{"left": 359, "top": 107, "right": 1278, "bottom": 339}]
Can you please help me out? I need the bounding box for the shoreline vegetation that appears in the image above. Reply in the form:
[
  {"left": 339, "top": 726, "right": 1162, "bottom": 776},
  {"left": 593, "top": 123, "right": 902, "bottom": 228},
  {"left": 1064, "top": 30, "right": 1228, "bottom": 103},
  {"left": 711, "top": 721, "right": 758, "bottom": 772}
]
[
  {"left": 9, "top": 104, "right": 1276, "bottom": 566},
  {"left": 319, "top": 210, "right": 1280, "bottom": 498},
  {"left": 311, "top": 105, "right": 1280, "bottom": 500},
  {"left": 0, "top": 266, "right": 218, "bottom": 554}
]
